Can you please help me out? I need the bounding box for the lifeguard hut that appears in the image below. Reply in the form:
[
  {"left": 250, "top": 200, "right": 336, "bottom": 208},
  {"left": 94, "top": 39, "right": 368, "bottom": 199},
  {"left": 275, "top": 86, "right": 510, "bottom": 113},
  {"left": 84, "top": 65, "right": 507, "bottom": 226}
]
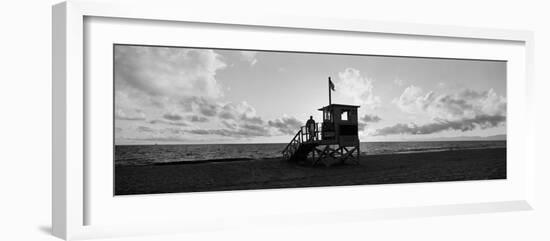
[{"left": 282, "top": 77, "right": 361, "bottom": 166}]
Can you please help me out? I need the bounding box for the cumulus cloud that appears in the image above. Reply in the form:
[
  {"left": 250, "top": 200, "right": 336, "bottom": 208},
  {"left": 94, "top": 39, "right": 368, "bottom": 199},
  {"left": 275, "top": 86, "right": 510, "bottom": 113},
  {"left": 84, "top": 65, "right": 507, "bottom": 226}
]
[
  {"left": 115, "top": 108, "right": 146, "bottom": 120},
  {"left": 377, "top": 86, "right": 507, "bottom": 136},
  {"left": 115, "top": 46, "right": 226, "bottom": 99},
  {"left": 361, "top": 114, "right": 381, "bottom": 123},
  {"left": 163, "top": 112, "right": 208, "bottom": 124},
  {"left": 358, "top": 122, "right": 367, "bottom": 131},
  {"left": 357, "top": 114, "right": 381, "bottom": 131},
  {"left": 374, "top": 114, "right": 506, "bottom": 136},
  {"left": 149, "top": 119, "right": 188, "bottom": 127},
  {"left": 185, "top": 126, "right": 270, "bottom": 138},
  {"left": 114, "top": 45, "right": 281, "bottom": 143},
  {"left": 234, "top": 114, "right": 267, "bottom": 136},
  {"left": 240, "top": 51, "right": 258, "bottom": 66},
  {"left": 163, "top": 113, "right": 183, "bottom": 121},
  {"left": 222, "top": 120, "right": 237, "bottom": 129},
  {"left": 188, "top": 115, "right": 209, "bottom": 123},
  {"left": 394, "top": 86, "right": 506, "bottom": 121},
  {"left": 332, "top": 68, "right": 381, "bottom": 108},
  {"left": 267, "top": 116, "right": 303, "bottom": 135},
  {"left": 190, "top": 97, "right": 220, "bottom": 116},
  {"left": 218, "top": 101, "right": 265, "bottom": 125},
  {"left": 147, "top": 111, "right": 304, "bottom": 139},
  {"left": 393, "top": 85, "right": 431, "bottom": 113},
  {"left": 170, "top": 122, "right": 189, "bottom": 127},
  {"left": 241, "top": 123, "right": 269, "bottom": 132},
  {"left": 182, "top": 114, "right": 303, "bottom": 139},
  {"left": 137, "top": 126, "right": 154, "bottom": 132},
  {"left": 163, "top": 112, "right": 209, "bottom": 124},
  {"left": 241, "top": 115, "right": 264, "bottom": 125},
  {"left": 186, "top": 129, "right": 210, "bottom": 135},
  {"left": 187, "top": 101, "right": 270, "bottom": 138},
  {"left": 219, "top": 101, "right": 255, "bottom": 119}
]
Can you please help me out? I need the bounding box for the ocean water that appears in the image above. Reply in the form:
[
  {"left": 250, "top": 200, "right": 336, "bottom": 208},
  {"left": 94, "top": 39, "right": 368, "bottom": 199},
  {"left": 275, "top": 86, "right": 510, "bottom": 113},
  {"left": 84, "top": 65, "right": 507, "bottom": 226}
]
[{"left": 115, "top": 141, "right": 506, "bottom": 166}]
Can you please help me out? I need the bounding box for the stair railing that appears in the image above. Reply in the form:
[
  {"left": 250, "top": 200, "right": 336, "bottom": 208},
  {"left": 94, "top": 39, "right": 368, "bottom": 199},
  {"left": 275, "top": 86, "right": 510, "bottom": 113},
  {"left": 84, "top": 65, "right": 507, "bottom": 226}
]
[
  {"left": 282, "top": 129, "right": 302, "bottom": 160},
  {"left": 282, "top": 123, "right": 321, "bottom": 160}
]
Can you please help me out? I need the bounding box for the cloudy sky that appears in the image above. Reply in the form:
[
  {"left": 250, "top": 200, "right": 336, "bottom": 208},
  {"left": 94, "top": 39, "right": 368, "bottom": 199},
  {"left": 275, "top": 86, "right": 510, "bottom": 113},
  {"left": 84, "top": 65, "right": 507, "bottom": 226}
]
[{"left": 114, "top": 45, "right": 506, "bottom": 145}]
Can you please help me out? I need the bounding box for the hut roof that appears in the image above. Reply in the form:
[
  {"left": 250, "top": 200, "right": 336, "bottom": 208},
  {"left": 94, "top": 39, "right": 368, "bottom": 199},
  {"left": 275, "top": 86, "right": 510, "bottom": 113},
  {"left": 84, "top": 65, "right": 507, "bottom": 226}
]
[{"left": 318, "top": 104, "right": 360, "bottom": 111}]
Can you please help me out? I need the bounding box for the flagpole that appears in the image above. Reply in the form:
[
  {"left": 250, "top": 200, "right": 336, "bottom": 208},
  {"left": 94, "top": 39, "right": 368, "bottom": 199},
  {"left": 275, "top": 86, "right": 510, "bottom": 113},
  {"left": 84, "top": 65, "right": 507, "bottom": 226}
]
[{"left": 328, "top": 77, "right": 332, "bottom": 106}]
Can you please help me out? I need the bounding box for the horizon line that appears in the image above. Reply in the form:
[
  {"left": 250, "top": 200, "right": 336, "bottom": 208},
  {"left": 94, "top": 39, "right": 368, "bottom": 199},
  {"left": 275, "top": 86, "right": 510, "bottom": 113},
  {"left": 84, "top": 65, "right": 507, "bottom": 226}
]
[{"left": 115, "top": 138, "right": 507, "bottom": 146}]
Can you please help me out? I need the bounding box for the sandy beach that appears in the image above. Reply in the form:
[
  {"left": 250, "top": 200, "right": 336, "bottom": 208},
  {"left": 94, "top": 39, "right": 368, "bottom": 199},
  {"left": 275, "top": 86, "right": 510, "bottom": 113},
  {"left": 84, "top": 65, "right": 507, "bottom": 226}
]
[{"left": 115, "top": 148, "right": 506, "bottom": 195}]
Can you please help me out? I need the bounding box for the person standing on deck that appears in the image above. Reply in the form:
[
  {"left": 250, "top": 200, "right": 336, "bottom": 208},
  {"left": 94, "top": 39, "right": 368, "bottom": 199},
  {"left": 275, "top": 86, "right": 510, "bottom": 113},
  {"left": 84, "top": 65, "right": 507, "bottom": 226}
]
[{"left": 306, "top": 116, "right": 316, "bottom": 142}]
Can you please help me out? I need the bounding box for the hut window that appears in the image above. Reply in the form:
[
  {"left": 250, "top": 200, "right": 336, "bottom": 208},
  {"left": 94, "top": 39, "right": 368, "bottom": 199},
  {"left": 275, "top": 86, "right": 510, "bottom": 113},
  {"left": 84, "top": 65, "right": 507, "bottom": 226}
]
[
  {"left": 324, "top": 110, "right": 331, "bottom": 121},
  {"left": 341, "top": 110, "right": 349, "bottom": 121}
]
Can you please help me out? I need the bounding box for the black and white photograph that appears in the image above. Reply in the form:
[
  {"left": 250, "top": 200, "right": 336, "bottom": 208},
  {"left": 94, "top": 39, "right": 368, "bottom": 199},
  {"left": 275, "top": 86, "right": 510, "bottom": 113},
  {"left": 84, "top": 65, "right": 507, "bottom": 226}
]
[
  {"left": 114, "top": 44, "right": 507, "bottom": 195},
  {"left": 5, "top": 0, "right": 550, "bottom": 240}
]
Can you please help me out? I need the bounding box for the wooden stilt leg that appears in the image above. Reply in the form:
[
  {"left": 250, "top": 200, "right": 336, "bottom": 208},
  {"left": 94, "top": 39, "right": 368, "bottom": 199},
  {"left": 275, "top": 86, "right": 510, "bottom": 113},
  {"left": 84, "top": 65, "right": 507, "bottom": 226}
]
[
  {"left": 306, "top": 143, "right": 362, "bottom": 167},
  {"left": 356, "top": 145, "right": 360, "bottom": 165}
]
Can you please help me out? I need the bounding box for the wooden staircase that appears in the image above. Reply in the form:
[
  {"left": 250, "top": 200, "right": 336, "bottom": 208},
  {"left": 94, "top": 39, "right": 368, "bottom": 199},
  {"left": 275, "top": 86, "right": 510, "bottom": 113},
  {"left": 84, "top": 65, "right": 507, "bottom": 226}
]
[{"left": 282, "top": 124, "right": 320, "bottom": 162}]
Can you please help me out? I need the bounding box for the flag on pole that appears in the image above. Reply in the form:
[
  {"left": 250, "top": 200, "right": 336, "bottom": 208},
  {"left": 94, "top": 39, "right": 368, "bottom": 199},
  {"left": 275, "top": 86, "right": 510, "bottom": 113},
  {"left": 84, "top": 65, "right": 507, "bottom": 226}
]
[{"left": 328, "top": 77, "right": 334, "bottom": 105}]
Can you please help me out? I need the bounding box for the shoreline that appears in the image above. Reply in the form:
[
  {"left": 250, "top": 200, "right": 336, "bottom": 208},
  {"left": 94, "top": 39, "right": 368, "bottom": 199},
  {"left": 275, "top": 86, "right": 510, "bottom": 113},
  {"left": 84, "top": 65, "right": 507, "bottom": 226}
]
[
  {"left": 114, "top": 139, "right": 506, "bottom": 146},
  {"left": 371, "top": 145, "right": 506, "bottom": 156},
  {"left": 115, "top": 146, "right": 506, "bottom": 167},
  {"left": 115, "top": 148, "right": 506, "bottom": 195}
]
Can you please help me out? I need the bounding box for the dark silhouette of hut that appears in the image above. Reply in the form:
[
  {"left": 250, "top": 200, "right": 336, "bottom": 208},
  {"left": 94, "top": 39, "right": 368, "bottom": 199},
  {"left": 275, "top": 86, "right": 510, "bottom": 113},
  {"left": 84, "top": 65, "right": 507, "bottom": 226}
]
[{"left": 282, "top": 77, "right": 361, "bottom": 166}]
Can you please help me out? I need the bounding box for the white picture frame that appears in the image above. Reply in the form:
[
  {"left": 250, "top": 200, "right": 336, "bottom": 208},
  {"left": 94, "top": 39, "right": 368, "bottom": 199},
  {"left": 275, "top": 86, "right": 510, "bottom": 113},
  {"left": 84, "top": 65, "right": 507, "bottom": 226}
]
[{"left": 52, "top": 0, "right": 535, "bottom": 240}]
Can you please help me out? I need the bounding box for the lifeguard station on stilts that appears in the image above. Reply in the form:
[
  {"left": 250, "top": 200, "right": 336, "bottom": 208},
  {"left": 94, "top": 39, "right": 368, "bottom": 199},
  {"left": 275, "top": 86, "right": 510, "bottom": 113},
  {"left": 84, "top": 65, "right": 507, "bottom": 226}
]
[{"left": 282, "top": 77, "right": 361, "bottom": 166}]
